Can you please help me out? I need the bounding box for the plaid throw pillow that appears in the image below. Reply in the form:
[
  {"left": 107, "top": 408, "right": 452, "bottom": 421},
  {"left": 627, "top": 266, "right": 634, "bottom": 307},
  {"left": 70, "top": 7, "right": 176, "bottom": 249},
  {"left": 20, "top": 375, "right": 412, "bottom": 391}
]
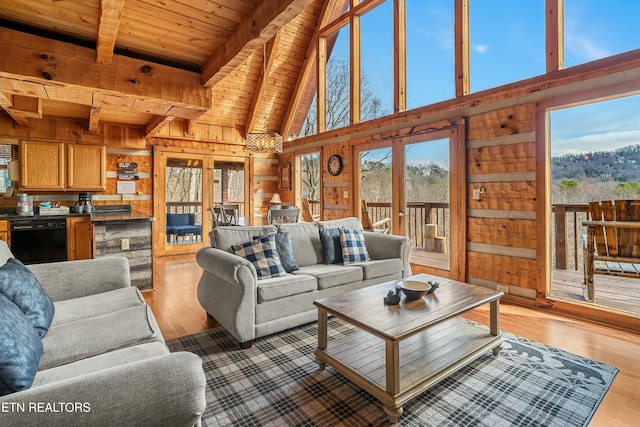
[
  {"left": 339, "top": 227, "right": 369, "bottom": 265},
  {"left": 232, "top": 236, "right": 287, "bottom": 279}
]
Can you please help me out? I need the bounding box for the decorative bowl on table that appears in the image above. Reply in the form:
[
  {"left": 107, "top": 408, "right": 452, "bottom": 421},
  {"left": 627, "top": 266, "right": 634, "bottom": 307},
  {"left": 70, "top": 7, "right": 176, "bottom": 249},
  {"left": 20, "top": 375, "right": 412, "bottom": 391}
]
[{"left": 398, "top": 280, "right": 431, "bottom": 300}]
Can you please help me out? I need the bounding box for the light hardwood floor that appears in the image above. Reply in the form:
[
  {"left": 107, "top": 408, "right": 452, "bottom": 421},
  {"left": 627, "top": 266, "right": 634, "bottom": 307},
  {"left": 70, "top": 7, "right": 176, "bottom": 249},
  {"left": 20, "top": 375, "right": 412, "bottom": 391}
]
[{"left": 146, "top": 254, "right": 640, "bottom": 427}]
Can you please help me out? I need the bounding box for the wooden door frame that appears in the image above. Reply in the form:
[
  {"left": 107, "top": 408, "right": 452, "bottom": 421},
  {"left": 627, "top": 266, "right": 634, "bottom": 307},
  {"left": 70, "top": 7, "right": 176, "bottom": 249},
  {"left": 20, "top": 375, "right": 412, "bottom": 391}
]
[
  {"left": 353, "top": 117, "right": 467, "bottom": 281},
  {"left": 153, "top": 146, "right": 251, "bottom": 257}
]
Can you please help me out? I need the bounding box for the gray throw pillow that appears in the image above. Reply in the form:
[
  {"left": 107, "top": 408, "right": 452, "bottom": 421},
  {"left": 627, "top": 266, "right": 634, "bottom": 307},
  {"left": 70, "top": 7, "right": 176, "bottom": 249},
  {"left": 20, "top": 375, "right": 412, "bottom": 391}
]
[
  {"left": 0, "top": 292, "right": 43, "bottom": 396},
  {"left": 0, "top": 258, "right": 55, "bottom": 338},
  {"left": 319, "top": 228, "right": 342, "bottom": 264},
  {"left": 254, "top": 232, "right": 299, "bottom": 273}
]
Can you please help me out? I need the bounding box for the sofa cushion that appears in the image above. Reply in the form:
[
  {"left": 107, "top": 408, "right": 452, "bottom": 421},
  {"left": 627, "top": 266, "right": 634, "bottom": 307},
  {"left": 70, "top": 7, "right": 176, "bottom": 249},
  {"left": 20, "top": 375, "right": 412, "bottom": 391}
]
[
  {"left": 352, "top": 258, "right": 404, "bottom": 280},
  {"left": 340, "top": 228, "right": 370, "bottom": 264},
  {"left": 257, "top": 274, "right": 317, "bottom": 303},
  {"left": 0, "top": 292, "right": 43, "bottom": 395},
  {"left": 293, "top": 264, "right": 363, "bottom": 290},
  {"left": 212, "top": 225, "right": 277, "bottom": 252},
  {"left": 40, "top": 304, "right": 161, "bottom": 370},
  {"left": 317, "top": 217, "right": 363, "bottom": 230},
  {"left": 0, "top": 258, "right": 55, "bottom": 338},
  {"left": 52, "top": 286, "right": 145, "bottom": 326},
  {"left": 277, "top": 222, "right": 323, "bottom": 266},
  {"left": 33, "top": 342, "right": 169, "bottom": 387},
  {"left": 319, "top": 228, "right": 342, "bottom": 264},
  {"left": 232, "top": 236, "right": 287, "bottom": 279}
]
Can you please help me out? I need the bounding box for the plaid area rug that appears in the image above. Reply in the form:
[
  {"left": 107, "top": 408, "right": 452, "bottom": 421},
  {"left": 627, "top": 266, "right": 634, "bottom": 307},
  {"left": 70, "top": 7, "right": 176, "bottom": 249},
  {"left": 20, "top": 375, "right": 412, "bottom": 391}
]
[{"left": 167, "top": 319, "right": 618, "bottom": 427}]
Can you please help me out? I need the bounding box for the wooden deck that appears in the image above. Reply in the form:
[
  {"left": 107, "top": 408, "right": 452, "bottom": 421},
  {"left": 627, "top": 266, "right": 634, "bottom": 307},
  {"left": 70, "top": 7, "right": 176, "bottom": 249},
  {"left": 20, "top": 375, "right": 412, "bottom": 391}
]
[
  {"left": 410, "top": 248, "right": 640, "bottom": 316},
  {"left": 551, "top": 269, "right": 640, "bottom": 316},
  {"left": 409, "top": 248, "right": 450, "bottom": 271}
]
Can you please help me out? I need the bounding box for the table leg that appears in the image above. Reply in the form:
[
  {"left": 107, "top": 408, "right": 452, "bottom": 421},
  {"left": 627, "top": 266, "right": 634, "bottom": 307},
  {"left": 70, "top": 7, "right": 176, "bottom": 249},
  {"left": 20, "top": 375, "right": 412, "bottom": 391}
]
[
  {"left": 316, "top": 308, "right": 327, "bottom": 370},
  {"left": 384, "top": 404, "right": 403, "bottom": 424},
  {"left": 384, "top": 340, "right": 401, "bottom": 422},
  {"left": 490, "top": 299, "right": 502, "bottom": 356}
]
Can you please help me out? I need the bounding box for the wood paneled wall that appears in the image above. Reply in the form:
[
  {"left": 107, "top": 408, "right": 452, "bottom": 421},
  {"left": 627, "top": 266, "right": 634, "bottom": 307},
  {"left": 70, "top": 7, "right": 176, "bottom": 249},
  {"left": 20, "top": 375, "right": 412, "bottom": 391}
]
[{"left": 465, "top": 105, "right": 538, "bottom": 298}]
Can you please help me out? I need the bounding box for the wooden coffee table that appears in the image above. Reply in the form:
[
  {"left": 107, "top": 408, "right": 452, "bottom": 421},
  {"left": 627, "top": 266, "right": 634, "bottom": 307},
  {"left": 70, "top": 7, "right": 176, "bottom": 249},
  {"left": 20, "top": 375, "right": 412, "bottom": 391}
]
[{"left": 313, "top": 273, "right": 503, "bottom": 424}]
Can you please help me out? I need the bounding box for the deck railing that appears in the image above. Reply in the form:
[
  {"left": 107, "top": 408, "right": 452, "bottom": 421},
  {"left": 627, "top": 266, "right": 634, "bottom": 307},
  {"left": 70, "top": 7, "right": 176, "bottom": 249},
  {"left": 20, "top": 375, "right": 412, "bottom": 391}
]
[
  {"left": 352, "top": 201, "right": 589, "bottom": 267},
  {"left": 165, "top": 200, "right": 588, "bottom": 266},
  {"left": 365, "top": 201, "right": 449, "bottom": 249},
  {"left": 166, "top": 201, "right": 245, "bottom": 226},
  {"left": 551, "top": 203, "right": 590, "bottom": 271}
]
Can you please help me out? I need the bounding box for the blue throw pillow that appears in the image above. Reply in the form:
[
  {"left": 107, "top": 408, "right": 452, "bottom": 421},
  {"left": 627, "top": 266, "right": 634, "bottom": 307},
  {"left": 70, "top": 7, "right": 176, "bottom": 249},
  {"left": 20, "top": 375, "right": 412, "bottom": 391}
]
[
  {"left": 319, "top": 228, "right": 342, "bottom": 264},
  {"left": 340, "top": 227, "right": 370, "bottom": 265},
  {"left": 0, "top": 258, "right": 55, "bottom": 338},
  {"left": 254, "top": 232, "right": 299, "bottom": 273},
  {"left": 232, "top": 236, "right": 287, "bottom": 279},
  {"left": 0, "top": 292, "right": 44, "bottom": 396}
]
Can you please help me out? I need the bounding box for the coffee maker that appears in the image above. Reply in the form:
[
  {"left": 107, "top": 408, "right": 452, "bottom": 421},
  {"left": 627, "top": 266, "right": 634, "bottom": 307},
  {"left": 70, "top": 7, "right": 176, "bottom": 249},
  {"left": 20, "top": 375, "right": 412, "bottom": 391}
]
[{"left": 77, "top": 192, "right": 94, "bottom": 213}]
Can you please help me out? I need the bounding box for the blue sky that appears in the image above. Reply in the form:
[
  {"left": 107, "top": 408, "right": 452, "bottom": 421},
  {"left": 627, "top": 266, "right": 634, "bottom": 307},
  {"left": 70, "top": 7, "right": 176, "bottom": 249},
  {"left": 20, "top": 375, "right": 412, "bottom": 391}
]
[{"left": 329, "top": 0, "right": 640, "bottom": 163}]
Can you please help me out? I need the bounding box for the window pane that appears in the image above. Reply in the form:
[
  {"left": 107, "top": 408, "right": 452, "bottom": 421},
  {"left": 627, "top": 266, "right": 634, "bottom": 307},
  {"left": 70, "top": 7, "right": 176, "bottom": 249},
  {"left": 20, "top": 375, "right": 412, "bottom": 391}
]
[
  {"left": 405, "top": 138, "right": 449, "bottom": 254},
  {"left": 301, "top": 93, "right": 317, "bottom": 136},
  {"left": 325, "top": 24, "right": 351, "bottom": 131},
  {"left": 360, "top": 0, "right": 393, "bottom": 120},
  {"left": 299, "top": 152, "right": 320, "bottom": 201},
  {"left": 469, "top": 0, "right": 545, "bottom": 92},
  {"left": 166, "top": 157, "right": 203, "bottom": 245},
  {"left": 564, "top": 0, "right": 640, "bottom": 68},
  {"left": 406, "top": 0, "right": 455, "bottom": 109},
  {"left": 360, "top": 147, "right": 392, "bottom": 203},
  {"left": 550, "top": 94, "right": 640, "bottom": 204}
]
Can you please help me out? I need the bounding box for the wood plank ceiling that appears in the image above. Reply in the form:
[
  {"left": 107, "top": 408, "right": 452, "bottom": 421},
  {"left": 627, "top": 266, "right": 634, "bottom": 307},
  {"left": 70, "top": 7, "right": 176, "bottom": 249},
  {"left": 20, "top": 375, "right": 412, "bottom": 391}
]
[{"left": 0, "top": 0, "right": 322, "bottom": 138}]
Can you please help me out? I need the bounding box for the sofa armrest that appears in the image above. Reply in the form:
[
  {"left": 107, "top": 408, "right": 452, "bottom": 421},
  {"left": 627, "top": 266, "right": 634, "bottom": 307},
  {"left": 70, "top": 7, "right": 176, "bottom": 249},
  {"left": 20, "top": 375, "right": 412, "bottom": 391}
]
[
  {"left": 364, "top": 232, "right": 413, "bottom": 277},
  {"left": 195, "top": 247, "right": 257, "bottom": 344},
  {"left": 27, "top": 257, "right": 131, "bottom": 302},
  {"left": 196, "top": 247, "right": 257, "bottom": 287},
  {"left": 0, "top": 352, "right": 205, "bottom": 427}
]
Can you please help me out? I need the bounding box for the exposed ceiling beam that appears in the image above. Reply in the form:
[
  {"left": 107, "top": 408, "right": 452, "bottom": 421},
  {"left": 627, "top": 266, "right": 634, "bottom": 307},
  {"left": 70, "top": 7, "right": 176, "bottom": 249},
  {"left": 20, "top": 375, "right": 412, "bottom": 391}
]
[
  {"left": 201, "top": 0, "right": 314, "bottom": 87},
  {"left": 245, "top": 34, "right": 280, "bottom": 135},
  {"left": 145, "top": 115, "right": 174, "bottom": 137},
  {"left": 0, "top": 28, "right": 210, "bottom": 120},
  {"left": 88, "top": 106, "right": 101, "bottom": 133},
  {"left": 96, "top": 0, "right": 126, "bottom": 65}
]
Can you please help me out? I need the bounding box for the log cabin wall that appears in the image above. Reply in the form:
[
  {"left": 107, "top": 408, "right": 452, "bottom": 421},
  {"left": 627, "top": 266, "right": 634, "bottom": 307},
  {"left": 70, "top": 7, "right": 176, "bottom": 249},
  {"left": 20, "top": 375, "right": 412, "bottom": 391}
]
[
  {"left": 465, "top": 105, "right": 538, "bottom": 300},
  {"left": 320, "top": 142, "right": 351, "bottom": 220}
]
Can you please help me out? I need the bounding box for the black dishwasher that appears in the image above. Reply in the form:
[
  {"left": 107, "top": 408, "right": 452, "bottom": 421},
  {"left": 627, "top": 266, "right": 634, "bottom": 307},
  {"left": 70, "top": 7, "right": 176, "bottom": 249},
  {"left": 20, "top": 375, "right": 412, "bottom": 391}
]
[{"left": 10, "top": 217, "right": 67, "bottom": 264}]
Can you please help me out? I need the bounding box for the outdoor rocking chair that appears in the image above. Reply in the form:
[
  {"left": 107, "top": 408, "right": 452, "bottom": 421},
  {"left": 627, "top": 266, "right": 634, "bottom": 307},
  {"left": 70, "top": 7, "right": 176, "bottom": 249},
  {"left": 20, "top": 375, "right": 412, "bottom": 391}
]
[
  {"left": 361, "top": 200, "right": 391, "bottom": 234},
  {"left": 581, "top": 199, "right": 640, "bottom": 302}
]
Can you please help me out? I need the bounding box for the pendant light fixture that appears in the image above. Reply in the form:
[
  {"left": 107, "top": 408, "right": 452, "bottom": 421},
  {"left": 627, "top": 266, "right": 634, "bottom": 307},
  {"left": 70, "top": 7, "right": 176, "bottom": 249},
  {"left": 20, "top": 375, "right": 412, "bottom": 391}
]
[{"left": 246, "top": 44, "right": 283, "bottom": 153}]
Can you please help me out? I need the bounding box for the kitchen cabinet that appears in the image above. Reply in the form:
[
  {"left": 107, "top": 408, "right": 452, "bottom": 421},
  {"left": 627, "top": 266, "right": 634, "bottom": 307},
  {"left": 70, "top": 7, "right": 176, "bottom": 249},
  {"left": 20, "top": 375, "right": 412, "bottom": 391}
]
[
  {"left": 67, "top": 216, "right": 94, "bottom": 260},
  {"left": 67, "top": 144, "right": 106, "bottom": 190},
  {"left": 19, "top": 141, "right": 106, "bottom": 191},
  {"left": 0, "top": 220, "right": 9, "bottom": 246},
  {"left": 20, "top": 140, "right": 66, "bottom": 190}
]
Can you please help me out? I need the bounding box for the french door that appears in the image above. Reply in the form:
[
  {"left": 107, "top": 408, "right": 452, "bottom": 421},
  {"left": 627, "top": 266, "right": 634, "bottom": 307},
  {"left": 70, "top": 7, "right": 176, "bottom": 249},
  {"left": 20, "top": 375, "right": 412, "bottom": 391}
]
[
  {"left": 356, "top": 122, "right": 466, "bottom": 280},
  {"left": 153, "top": 147, "right": 250, "bottom": 256}
]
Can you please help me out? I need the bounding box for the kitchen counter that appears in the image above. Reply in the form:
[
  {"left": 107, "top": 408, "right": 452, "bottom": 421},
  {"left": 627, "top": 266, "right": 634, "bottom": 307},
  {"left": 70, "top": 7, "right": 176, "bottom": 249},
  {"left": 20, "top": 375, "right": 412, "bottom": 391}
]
[{"left": 90, "top": 210, "right": 153, "bottom": 223}]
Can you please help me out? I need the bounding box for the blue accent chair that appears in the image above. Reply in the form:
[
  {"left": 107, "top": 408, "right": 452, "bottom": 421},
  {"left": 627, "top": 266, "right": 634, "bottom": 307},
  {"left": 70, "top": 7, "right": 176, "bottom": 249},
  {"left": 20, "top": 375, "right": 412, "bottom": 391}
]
[{"left": 166, "top": 213, "right": 202, "bottom": 243}]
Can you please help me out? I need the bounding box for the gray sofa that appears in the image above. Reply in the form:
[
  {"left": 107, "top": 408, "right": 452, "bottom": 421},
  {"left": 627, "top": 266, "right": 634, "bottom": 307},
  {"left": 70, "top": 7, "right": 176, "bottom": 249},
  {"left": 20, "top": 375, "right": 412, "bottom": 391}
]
[
  {"left": 196, "top": 217, "right": 412, "bottom": 348},
  {"left": 0, "top": 241, "right": 206, "bottom": 427}
]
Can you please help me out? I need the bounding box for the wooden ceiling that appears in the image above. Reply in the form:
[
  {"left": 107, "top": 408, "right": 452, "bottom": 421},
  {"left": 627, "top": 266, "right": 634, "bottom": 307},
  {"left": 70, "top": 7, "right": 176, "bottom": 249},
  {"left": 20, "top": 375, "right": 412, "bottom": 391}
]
[{"left": 0, "top": 0, "right": 324, "bottom": 138}]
